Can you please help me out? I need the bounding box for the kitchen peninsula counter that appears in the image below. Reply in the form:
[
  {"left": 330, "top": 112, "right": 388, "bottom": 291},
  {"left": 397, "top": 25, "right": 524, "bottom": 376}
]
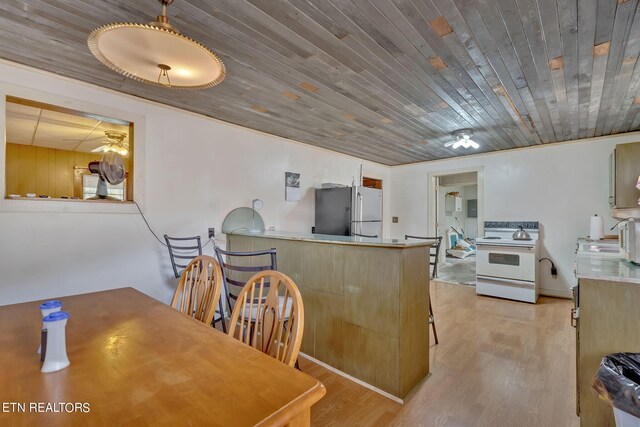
[{"left": 226, "top": 231, "right": 434, "bottom": 401}]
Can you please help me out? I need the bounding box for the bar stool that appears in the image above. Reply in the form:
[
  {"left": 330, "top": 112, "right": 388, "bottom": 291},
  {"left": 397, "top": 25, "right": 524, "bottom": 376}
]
[{"left": 405, "top": 235, "right": 442, "bottom": 344}]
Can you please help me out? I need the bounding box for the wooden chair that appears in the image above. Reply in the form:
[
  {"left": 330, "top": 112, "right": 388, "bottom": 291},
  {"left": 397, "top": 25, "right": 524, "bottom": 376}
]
[
  {"left": 228, "top": 270, "right": 303, "bottom": 368},
  {"left": 165, "top": 235, "right": 226, "bottom": 331},
  {"left": 405, "top": 235, "right": 443, "bottom": 344},
  {"left": 170, "top": 255, "right": 223, "bottom": 326}
]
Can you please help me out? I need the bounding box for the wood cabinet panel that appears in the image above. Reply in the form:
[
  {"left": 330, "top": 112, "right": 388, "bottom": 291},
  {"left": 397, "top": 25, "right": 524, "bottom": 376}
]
[
  {"left": 579, "top": 279, "right": 640, "bottom": 427},
  {"left": 342, "top": 322, "right": 400, "bottom": 396},
  {"left": 615, "top": 142, "right": 640, "bottom": 208}
]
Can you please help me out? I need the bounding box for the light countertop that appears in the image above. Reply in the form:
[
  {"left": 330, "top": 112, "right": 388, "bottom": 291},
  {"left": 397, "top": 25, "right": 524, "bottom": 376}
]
[
  {"left": 575, "top": 252, "right": 640, "bottom": 284},
  {"left": 227, "top": 230, "right": 436, "bottom": 249}
]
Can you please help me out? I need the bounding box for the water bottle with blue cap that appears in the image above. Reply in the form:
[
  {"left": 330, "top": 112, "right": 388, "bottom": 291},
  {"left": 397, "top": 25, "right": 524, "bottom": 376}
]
[
  {"left": 41, "top": 311, "right": 70, "bottom": 373},
  {"left": 38, "top": 300, "right": 63, "bottom": 356}
]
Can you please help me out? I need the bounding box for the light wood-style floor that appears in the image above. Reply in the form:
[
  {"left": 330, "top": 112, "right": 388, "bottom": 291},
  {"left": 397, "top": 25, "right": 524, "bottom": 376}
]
[{"left": 301, "top": 280, "right": 579, "bottom": 427}]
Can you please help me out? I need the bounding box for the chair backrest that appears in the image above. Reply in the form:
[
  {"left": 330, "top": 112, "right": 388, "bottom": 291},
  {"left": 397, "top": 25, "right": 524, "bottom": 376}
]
[
  {"left": 405, "top": 235, "right": 443, "bottom": 279},
  {"left": 228, "top": 270, "right": 303, "bottom": 367},
  {"left": 170, "top": 255, "right": 223, "bottom": 325},
  {"left": 164, "top": 235, "right": 203, "bottom": 279},
  {"left": 214, "top": 247, "right": 277, "bottom": 310}
]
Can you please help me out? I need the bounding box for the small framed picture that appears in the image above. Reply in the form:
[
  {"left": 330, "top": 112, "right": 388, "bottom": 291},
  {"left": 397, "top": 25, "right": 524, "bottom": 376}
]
[{"left": 285, "top": 172, "right": 301, "bottom": 202}]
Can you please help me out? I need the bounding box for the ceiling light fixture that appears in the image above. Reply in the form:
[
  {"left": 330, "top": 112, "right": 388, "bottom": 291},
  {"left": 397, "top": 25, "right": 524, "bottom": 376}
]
[
  {"left": 87, "top": 0, "right": 225, "bottom": 90},
  {"left": 444, "top": 129, "right": 480, "bottom": 150},
  {"left": 92, "top": 131, "right": 129, "bottom": 156}
]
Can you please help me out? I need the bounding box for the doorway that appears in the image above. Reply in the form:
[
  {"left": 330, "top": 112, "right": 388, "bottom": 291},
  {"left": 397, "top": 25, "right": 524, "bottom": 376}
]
[{"left": 430, "top": 170, "right": 482, "bottom": 285}]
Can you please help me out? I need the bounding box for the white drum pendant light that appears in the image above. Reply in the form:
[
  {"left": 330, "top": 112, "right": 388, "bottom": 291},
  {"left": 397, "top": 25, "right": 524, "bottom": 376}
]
[{"left": 88, "top": 0, "right": 225, "bottom": 90}]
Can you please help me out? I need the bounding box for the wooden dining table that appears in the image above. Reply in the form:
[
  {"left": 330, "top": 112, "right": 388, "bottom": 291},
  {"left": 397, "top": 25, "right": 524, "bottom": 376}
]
[{"left": 0, "top": 287, "right": 325, "bottom": 426}]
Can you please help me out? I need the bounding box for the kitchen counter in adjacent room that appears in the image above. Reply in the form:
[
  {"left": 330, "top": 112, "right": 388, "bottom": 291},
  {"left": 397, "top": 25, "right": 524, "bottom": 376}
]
[{"left": 226, "top": 231, "right": 435, "bottom": 401}]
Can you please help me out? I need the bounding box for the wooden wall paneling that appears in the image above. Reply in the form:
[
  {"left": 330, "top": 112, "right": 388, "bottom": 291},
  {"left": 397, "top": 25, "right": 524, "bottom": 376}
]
[
  {"left": 530, "top": 0, "right": 570, "bottom": 141},
  {"left": 511, "top": 0, "right": 567, "bottom": 140},
  {"left": 5, "top": 143, "right": 20, "bottom": 195},
  {"left": 47, "top": 145, "right": 56, "bottom": 197},
  {"left": 475, "top": 0, "right": 559, "bottom": 142},
  {"left": 35, "top": 146, "right": 49, "bottom": 195},
  {"left": 595, "top": 0, "right": 638, "bottom": 137},
  {"left": 342, "top": 322, "right": 400, "bottom": 396},
  {"left": 557, "top": 0, "right": 580, "bottom": 139},
  {"left": 577, "top": 0, "right": 598, "bottom": 139},
  {"left": 400, "top": 246, "right": 429, "bottom": 397},
  {"left": 604, "top": 4, "right": 640, "bottom": 133},
  {"left": 386, "top": 0, "right": 516, "bottom": 150},
  {"left": 588, "top": 42, "right": 611, "bottom": 138},
  {"left": 347, "top": 0, "right": 516, "bottom": 151},
  {"left": 3, "top": 1, "right": 640, "bottom": 164},
  {"left": 176, "top": 2, "right": 431, "bottom": 162},
  {"left": 433, "top": 0, "right": 539, "bottom": 145},
  {"left": 342, "top": 246, "right": 400, "bottom": 339},
  {"left": 400, "top": 0, "right": 533, "bottom": 148},
  {"left": 18, "top": 145, "right": 36, "bottom": 196},
  {"left": 454, "top": 0, "right": 549, "bottom": 143}
]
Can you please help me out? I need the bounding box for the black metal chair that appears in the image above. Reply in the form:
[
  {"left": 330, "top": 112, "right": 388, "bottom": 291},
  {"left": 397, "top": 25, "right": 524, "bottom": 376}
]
[
  {"left": 405, "top": 235, "right": 443, "bottom": 345},
  {"left": 164, "top": 235, "right": 226, "bottom": 332},
  {"left": 214, "top": 246, "right": 278, "bottom": 332}
]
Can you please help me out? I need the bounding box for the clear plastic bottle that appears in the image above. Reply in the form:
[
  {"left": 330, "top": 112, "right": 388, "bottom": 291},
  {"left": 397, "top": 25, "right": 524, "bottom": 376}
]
[{"left": 41, "top": 311, "right": 70, "bottom": 373}]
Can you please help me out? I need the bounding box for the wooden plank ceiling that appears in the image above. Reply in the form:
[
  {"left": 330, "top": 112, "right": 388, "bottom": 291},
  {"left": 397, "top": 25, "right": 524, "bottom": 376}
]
[{"left": 1, "top": 1, "right": 640, "bottom": 165}]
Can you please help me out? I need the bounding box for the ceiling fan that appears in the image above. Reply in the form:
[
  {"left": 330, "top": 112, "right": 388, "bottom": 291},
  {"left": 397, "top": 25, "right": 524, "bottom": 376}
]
[
  {"left": 91, "top": 131, "right": 129, "bottom": 155},
  {"left": 444, "top": 129, "right": 480, "bottom": 150}
]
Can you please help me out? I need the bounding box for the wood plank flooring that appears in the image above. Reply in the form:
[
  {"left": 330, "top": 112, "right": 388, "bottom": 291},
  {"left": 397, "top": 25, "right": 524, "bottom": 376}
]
[{"left": 301, "top": 280, "right": 578, "bottom": 427}]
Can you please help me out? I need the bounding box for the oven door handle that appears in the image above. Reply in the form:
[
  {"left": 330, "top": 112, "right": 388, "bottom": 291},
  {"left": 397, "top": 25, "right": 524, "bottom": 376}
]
[
  {"left": 476, "top": 275, "right": 535, "bottom": 288},
  {"left": 476, "top": 244, "right": 535, "bottom": 250}
]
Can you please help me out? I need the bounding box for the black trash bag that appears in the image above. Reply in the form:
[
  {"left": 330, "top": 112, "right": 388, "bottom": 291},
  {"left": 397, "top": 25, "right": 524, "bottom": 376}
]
[{"left": 593, "top": 353, "right": 640, "bottom": 418}]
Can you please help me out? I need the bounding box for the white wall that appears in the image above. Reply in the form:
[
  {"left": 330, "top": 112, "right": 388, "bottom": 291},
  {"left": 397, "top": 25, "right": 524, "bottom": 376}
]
[
  {"left": 390, "top": 135, "right": 639, "bottom": 298},
  {"left": 0, "top": 60, "right": 390, "bottom": 306}
]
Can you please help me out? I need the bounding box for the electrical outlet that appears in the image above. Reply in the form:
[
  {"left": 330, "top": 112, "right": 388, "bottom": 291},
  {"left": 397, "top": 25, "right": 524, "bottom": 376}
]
[
  {"left": 208, "top": 228, "right": 215, "bottom": 238},
  {"left": 392, "top": 216, "right": 399, "bottom": 223},
  {"left": 551, "top": 266, "right": 558, "bottom": 277}
]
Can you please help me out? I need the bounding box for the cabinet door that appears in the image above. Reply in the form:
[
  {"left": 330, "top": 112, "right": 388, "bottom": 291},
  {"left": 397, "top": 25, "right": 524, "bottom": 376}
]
[{"left": 615, "top": 142, "right": 640, "bottom": 208}]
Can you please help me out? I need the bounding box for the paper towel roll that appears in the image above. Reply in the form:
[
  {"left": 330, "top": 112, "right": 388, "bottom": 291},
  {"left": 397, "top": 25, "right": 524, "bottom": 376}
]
[{"left": 590, "top": 214, "right": 604, "bottom": 240}]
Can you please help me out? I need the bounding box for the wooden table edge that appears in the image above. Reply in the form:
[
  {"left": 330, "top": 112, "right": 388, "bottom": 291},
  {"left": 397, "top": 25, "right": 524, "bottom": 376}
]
[{"left": 256, "top": 380, "right": 326, "bottom": 427}]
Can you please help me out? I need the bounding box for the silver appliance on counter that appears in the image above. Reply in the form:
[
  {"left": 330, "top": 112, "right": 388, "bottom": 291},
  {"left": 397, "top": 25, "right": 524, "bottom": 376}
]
[
  {"left": 475, "top": 221, "right": 540, "bottom": 303},
  {"left": 314, "top": 186, "right": 382, "bottom": 237},
  {"left": 619, "top": 218, "right": 640, "bottom": 264}
]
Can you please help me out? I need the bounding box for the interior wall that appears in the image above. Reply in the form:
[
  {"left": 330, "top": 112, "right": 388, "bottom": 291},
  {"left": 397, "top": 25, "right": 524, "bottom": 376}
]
[
  {"left": 0, "top": 60, "right": 390, "bottom": 306},
  {"left": 391, "top": 134, "right": 639, "bottom": 298}
]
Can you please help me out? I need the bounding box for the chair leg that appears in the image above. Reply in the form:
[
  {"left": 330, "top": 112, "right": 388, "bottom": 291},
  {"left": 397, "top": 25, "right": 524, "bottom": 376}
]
[
  {"left": 219, "top": 298, "right": 227, "bottom": 333},
  {"left": 429, "top": 299, "right": 439, "bottom": 345}
]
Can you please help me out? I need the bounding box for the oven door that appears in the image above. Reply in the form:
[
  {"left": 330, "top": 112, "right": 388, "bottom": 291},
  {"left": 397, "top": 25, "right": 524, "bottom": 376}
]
[{"left": 476, "top": 244, "right": 536, "bottom": 282}]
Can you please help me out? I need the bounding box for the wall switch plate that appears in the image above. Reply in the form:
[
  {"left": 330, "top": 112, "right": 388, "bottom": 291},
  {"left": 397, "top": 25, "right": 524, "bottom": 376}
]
[
  {"left": 208, "top": 228, "right": 215, "bottom": 238},
  {"left": 392, "top": 217, "right": 399, "bottom": 223}
]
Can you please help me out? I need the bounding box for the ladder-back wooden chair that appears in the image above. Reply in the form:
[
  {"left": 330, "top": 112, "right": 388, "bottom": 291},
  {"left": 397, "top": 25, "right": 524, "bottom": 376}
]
[
  {"left": 228, "top": 270, "right": 303, "bottom": 368},
  {"left": 405, "top": 235, "right": 443, "bottom": 344},
  {"left": 170, "top": 255, "right": 223, "bottom": 326}
]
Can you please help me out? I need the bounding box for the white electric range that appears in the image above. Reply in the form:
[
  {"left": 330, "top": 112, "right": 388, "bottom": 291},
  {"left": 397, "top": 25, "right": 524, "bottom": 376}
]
[{"left": 475, "top": 221, "right": 540, "bottom": 303}]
